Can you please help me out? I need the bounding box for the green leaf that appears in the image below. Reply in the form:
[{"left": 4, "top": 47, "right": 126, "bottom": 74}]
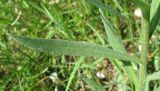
[
  {"left": 65, "top": 57, "right": 85, "bottom": 91},
  {"left": 100, "top": 9, "right": 126, "bottom": 53},
  {"left": 131, "top": 0, "right": 150, "bottom": 21},
  {"left": 145, "top": 71, "right": 160, "bottom": 82},
  {"left": 152, "top": 83, "right": 160, "bottom": 91},
  {"left": 0, "top": 72, "right": 15, "bottom": 91},
  {"left": 0, "top": 78, "right": 11, "bottom": 91},
  {"left": 100, "top": 9, "right": 139, "bottom": 89},
  {"left": 155, "top": 86, "right": 160, "bottom": 91},
  {"left": 83, "top": 78, "right": 105, "bottom": 91},
  {"left": 40, "top": 3, "right": 67, "bottom": 33},
  {"left": 10, "top": 35, "right": 139, "bottom": 63},
  {"left": 145, "top": 71, "right": 160, "bottom": 91},
  {"left": 149, "top": 0, "right": 160, "bottom": 37},
  {"left": 28, "top": 1, "right": 45, "bottom": 13},
  {"left": 86, "top": 0, "right": 126, "bottom": 20}
]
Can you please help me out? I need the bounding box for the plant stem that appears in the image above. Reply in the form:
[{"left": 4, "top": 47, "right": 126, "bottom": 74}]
[{"left": 139, "top": 17, "right": 149, "bottom": 91}]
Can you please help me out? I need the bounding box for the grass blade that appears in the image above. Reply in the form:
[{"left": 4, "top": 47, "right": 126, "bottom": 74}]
[
  {"left": 149, "top": 0, "right": 160, "bottom": 38},
  {"left": 65, "top": 57, "right": 85, "bottom": 91},
  {"left": 40, "top": 3, "right": 67, "bottom": 33},
  {"left": 10, "top": 35, "right": 139, "bottom": 63},
  {"left": 29, "top": 2, "right": 71, "bottom": 39},
  {"left": 86, "top": 0, "right": 126, "bottom": 20},
  {"left": 83, "top": 78, "right": 105, "bottom": 91},
  {"left": 27, "top": 1, "right": 45, "bottom": 14}
]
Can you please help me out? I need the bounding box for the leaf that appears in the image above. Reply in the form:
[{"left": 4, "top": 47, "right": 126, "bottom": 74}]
[
  {"left": 83, "top": 78, "right": 106, "bottom": 91},
  {"left": 40, "top": 3, "right": 67, "bottom": 32},
  {"left": 131, "top": 0, "right": 150, "bottom": 21},
  {"left": 100, "top": 9, "right": 139, "bottom": 89},
  {"left": 155, "top": 86, "right": 160, "bottom": 91},
  {"left": 0, "top": 78, "right": 11, "bottom": 91},
  {"left": 28, "top": 2, "right": 71, "bottom": 39},
  {"left": 65, "top": 57, "right": 85, "bottom": 91},
  {"left": 28, "top": 1, "right": 45, "bottom": 13},
  {"left": 0, "top": 72, "right": 15, "bottom": 91},
  {"left": 100, "top": 9, "right": 126, "bottom": 53},
  {"left": 152, "top": 83, "right": 160, "bottom": 91},
  {"left": 145, "top": 71, "right": 160, "bottom": 82},
  {"left": 86, "top": 0, "right": 126, "bottom": 20},
  {"left": 9, "top": 35, "right": 139, "bottom": 63},
  {"left": 149, "top": 0, "right": 160, "bottom": 38},
  {"left": 145, "top": 71, "right": 160, "bottom": 91}
]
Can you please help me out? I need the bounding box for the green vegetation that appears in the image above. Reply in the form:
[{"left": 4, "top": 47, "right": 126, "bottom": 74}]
[{"left": 1, "top": 0, "right": 160, "bottom": 91}]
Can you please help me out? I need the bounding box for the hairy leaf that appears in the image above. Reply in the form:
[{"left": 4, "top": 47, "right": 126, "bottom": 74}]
[
  {"left": 100, "top": 9, "right": 139, "bottom": 89},
  {"left": 10, "top": 35, "right": 139, "bottom": 63},
  {"left": 100, "top": 10, "right": 126, "bottom": 53}
]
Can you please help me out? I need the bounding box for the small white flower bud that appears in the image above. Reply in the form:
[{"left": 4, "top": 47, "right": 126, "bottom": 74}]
[
  {"left": 138, "top": 45, "right": 142, "bottom": 52},
  {"left": 49, "top": 72, "right": 58, "bottom": 83},
  {"left": 134, "top": 8, "right": 142, "bottom": 18},
  {"left": 96, "top": 71, "right": 105, "bottom": 79}
]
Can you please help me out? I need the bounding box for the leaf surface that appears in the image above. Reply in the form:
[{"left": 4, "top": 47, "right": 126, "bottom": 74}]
[
  {"left": 10, "top": 35, "right": 139, "bottom": 63},
  {"left": 100, "top": 9, "right": 139, "bottom": 90},
  {"left": 145, "top": 71, "right": 160, "bottom": 91},
  {"left": 149, "top": 0, "right": 160, "bottom": 37},
  {"left": 83, "top": 78, "right": 105, "bottom": 91}
]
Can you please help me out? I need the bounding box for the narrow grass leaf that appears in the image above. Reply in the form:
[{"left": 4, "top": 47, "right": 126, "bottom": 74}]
[
  {"left": 28, "top": 2, "right": 69, "bottom": 37},
  {"left": 149, "top": 0, "right": 160, "bottom": 38},
  {"left": 0, "top": 78, "right": 11, "bottom": 91},
  {"left": 40, "top": 3, "right": 67, "bottom": 32},
  {"left": 112, "top": 0, "right": 123, "bottom": 12},
  {"left": 83, "top": 78, "right": 105, "bottom": 91},
  {"left": 86, "top": 0, "right": 126, "bottom": 20},
  {"left": 0, "top": 72, "right": 14, "bottom": 91},
  {"left": 28, "top": 1, "right": 45, "bottom": 13},
  {"left": 65, "top": 57, "right": 85, "bottom": 91},
  {"left": 40, "top": 3, "right": 72, "bottom": 39},
  {"left": 10, "top": 35, "right": 139, "bottom": 63}
]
